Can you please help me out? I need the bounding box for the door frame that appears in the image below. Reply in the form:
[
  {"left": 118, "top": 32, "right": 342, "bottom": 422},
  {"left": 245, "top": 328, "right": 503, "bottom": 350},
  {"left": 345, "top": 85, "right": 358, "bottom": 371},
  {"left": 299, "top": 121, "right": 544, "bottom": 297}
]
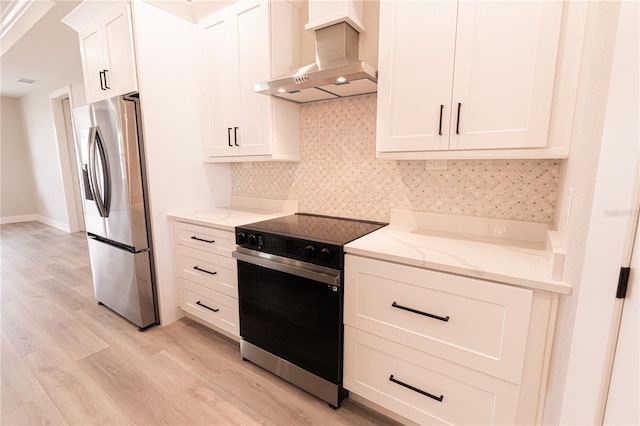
[{"left": 50, "top": 85, "right": 84, "bottom": 233}]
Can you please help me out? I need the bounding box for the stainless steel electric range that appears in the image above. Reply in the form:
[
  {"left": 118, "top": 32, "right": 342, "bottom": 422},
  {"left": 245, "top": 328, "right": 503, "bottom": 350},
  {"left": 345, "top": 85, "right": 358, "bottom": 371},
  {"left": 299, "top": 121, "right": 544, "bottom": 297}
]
[{"left": 232, "top": 213, "right": 387, "bottom": 408}]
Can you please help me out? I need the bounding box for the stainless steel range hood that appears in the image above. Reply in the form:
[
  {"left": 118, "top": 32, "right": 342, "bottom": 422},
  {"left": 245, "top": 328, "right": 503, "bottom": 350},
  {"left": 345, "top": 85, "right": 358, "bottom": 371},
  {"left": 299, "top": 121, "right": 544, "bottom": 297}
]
[{"left": 254, "top": 21, "right": 377, "bottom": 103}]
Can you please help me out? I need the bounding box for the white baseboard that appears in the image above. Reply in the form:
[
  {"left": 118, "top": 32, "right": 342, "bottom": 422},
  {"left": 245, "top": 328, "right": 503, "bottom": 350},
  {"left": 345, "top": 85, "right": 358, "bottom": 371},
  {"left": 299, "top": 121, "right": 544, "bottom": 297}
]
[
  {"left": 36, "top": 215, "right": 71, "bottom": 233},
  {"left": 0, "top": 214, "right": 37, "bottom": 224},
  {"left": 1, "top": 215, "right": 73, "bottom": 233}
]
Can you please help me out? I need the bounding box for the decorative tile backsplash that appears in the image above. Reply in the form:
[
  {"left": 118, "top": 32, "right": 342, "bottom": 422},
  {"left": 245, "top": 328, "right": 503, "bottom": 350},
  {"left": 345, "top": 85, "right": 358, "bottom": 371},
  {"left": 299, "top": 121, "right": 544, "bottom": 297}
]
[{"left": 231, "top": 94, "right": 560, "bottom": 224}]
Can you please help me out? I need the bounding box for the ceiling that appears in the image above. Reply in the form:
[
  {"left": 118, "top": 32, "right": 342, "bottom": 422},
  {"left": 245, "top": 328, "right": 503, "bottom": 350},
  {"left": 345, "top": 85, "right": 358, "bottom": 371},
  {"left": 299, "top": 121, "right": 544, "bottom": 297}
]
[
  {"left": 1, "top": 0, "right": 82, "bottom": 98},
  {"left": 0, "top": 0, "right": 235, "bottom": 99}
]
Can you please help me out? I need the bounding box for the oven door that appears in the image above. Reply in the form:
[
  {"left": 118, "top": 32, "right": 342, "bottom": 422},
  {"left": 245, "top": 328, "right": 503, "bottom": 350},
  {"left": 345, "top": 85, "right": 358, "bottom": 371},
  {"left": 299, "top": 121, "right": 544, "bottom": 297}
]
[{"left": 233, "top": 248, "right": 342, "bottom": 384}]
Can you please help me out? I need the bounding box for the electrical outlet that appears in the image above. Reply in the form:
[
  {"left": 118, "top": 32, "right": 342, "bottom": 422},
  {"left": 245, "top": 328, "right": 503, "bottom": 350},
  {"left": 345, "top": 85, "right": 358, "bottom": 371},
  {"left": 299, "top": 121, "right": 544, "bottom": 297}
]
[{"left": 425, "top": 160, "right": 448, "bottom": 171}]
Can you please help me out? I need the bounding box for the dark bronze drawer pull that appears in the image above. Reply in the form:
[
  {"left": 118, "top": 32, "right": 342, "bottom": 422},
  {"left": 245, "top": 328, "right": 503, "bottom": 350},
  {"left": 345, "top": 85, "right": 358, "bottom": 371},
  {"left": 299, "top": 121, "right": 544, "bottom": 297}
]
[
  {"left": 389, "top": 375, "right": 444, "bottom": 402},
  {"left": 196, "top": 301, "right": 219, "bottom": 312},
  {"left": 392, "top": 301, "right": 450, "bottom": 322},
  {"left": 193, "top": 266, "right": 217, "bottom": 275},
  {"left": 191, "top": 236, "right": 215, "bottom": 244}
]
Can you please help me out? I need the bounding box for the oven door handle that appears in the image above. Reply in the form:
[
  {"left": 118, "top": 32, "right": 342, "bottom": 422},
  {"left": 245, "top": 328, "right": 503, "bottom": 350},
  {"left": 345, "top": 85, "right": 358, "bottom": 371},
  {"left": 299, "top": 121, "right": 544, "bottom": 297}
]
[{"left": 233, "top": 248, "right": 340, "bottom": 287}]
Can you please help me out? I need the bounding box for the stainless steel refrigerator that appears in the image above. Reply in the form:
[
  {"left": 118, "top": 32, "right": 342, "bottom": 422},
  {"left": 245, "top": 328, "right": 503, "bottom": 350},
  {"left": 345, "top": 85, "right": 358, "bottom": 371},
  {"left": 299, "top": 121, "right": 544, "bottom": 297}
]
[{"left": 71, "top": 93, "right": 158, "bottom": 330}]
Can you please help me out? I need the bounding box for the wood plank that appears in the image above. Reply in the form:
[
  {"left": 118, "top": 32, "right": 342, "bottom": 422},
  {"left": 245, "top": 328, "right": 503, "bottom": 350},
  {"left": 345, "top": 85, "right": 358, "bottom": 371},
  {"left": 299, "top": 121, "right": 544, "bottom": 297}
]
[
  {"left": 214, "top": 362, "right": 345, "bottom": 425},
  {"left": 1, "top": 301, "right": 57, "bottom": 357},
  {"left": 78, "top": 347, "right": 203, "bottom": 425},
  {"left": 136, "top": 350, "right": 263, "bottom": 425},
  {"left": 0, "top": 252, "right": 54, "bottom": 283},
  {"left": 75, "top": 305, "right": 161, "bottom": 363},
  {"left": 146, "top": 318, "right": 241, "bottom": 379},
  {"left": 23, "top": 300, "right": 109, "bottom": 360},
  {"left": 23, "top": 344, "right": 135, "bottom": 425},
  {"left": 0, "top": 332, "right": 46, "bottom": 415},
  {"left": 22, "top": 278, "right": 93, "bottom": 313},
  {"left": 39, "top": 263, "right": 93, "bottom": 288},
  {"left": 71, "top": 278, "right": 98, "bottom": 303},
  {"left": 0, "top": 394, "right": 68, "bottom": 425}
]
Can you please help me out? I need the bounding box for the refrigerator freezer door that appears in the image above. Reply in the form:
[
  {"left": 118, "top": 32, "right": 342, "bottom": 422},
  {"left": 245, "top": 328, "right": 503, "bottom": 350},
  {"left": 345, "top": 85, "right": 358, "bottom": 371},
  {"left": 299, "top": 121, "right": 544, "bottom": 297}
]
[
  {"left": 92, "top": 96, "right": 149, "bottom": 250},
  {"left": 88, "top": 237, "right": 157, "bottom": 328}
]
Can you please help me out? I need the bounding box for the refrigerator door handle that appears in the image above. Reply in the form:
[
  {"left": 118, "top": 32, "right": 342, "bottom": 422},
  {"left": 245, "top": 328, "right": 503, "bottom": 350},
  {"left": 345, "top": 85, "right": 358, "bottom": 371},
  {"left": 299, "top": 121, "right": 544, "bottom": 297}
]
[
  {"left": 88, "top": 126, "right": 111, "bottom": 218},
  {"left": 87, "top": 127, "right": 102, "bottom": 216}
]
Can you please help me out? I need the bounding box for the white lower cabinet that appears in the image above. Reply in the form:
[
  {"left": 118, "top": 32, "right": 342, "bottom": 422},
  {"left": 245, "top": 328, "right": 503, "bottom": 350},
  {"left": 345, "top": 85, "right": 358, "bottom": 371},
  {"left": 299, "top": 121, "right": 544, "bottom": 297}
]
[
  {"left": 181, "top": 280, "right": 239, "bottom": 337},
  {"left": 344, "top": 254, "right": 558, "bottom": 425},
  {"left": 172, "top": 221, "right": 239, "bottom": 339},
  {"left": 344, "top": 328, "right": 520, "bottom": 425}
]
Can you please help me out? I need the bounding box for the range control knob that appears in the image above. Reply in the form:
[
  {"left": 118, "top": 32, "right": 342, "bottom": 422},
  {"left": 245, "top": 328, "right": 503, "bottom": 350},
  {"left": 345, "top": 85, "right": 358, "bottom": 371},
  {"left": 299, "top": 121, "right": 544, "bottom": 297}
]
[
  {"left": 237, "top": 232, "right": 247, "bottom": 244},
  {"left": 247, "top": 234, "right": 258, "bottom": 246},
  {"left": 305, "top": 245, "right": 317, "bottom": 259},
  {"left": 320, "top": 247, "right": 332, "bottom": 261}
]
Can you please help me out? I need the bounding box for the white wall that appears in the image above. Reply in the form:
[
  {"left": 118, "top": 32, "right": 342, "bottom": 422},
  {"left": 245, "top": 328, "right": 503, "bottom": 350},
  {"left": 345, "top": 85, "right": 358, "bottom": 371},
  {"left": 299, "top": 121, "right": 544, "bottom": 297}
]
[
  {"left": 544, "top": 2, "right": 624, "bottom": 423},
  {"left": 0, "top": 96, "right": 37, "bottom": 222},
  {"left": 0, "top": 0, "right": 85, "bottom": 231},
  {"left": 18, "top": 81, "right": 82, "bottom": 231},
  {"left": 131, "top": 1, "right": 232, "bottom": 326},
  {"left": 561, "top": 0, "right": 639, "bottom": 423}
]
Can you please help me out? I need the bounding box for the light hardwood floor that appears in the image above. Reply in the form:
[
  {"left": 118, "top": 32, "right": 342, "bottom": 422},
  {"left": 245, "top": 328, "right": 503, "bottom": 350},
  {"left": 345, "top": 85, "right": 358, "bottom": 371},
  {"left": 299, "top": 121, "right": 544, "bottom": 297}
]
[{"left": 0, "top": 221, "right": 401, "bottom": 426}]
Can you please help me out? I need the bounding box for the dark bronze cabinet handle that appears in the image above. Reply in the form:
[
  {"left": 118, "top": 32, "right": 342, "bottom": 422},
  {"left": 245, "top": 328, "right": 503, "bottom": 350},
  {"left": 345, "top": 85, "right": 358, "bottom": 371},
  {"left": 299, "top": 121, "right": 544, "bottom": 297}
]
[
  {"left": 438, "top": 104, "right": 444, "bottom": 136},
  {"left": 190, "top": 235, "right": 215, "bottom": 244},
  {"left": 227, "top": 127, "right": 232, "bottom": 147},
  {"left": 196, "top": 301, "right": 219, "bottom": 312},
  {"left": 234, "top": 127, "right": 239, "bottom": 146},
  {"left": 389, "top": 375, "right": 444, "bottom": 402},
  {"left": 392, "top": 301, "right": 450, "bottom": 322},
  {"left": 456, "top": 102, "right": 461, "bottom": 134},
  {"left": 99, "top": 71, "right": 106, "bottom": 91},
  {"left": 103, "top": 69, "right": 110, "bottom": 89},
  {"left": 193, "top": 266, "right": 217, "bottom": 275}
]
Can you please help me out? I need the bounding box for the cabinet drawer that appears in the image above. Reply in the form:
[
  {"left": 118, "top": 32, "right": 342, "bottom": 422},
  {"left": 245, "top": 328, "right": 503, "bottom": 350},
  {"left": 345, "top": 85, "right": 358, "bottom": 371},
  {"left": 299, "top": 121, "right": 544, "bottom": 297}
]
[
  {"left": 173, "top": 221, "right": 236, "bottom": 256},
  {"left": 344, "top": 255, "right": 532, "bottom": 383},
  {"left": 344, "top": 327, "right": 520, "bottom": 425},
  {"left": 176, "top": 245, "right": 237, "bottom": 298},
  {"left": 181, "top": 280, "right": 239, "bottom": 337}
]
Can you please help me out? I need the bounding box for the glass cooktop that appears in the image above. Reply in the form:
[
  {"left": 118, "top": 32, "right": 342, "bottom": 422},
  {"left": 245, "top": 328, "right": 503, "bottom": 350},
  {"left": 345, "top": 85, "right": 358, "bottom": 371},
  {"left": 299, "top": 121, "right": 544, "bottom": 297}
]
[{"left": 239, "top": 213, "right": 387, "bottom": 246}]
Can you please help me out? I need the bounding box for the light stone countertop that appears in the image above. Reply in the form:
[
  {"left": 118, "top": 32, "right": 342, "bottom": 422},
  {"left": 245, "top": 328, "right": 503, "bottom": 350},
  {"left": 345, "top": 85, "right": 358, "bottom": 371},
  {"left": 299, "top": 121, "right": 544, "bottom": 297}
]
[
  {"left": 345, "top": 209, "right": 571, "bottom": 294},
  {"left": 167, "top": 196, "right": 298, "bottom": 232}
]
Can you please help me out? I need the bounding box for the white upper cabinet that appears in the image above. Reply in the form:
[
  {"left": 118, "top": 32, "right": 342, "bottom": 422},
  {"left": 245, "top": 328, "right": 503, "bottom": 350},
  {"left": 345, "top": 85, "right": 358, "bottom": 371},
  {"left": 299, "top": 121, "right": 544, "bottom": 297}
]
[
  {"left": 450, "top": 1, "right": 562, "bottom": 151},
  {"left": 376, "top": 1, "right": 458, "bottom": 153},
  {"left": 74, "top": 2, "right": 138, "bottom": 103},
  {"left": 377, "top": 1, "right": 575, "bottom": 159},
  {"left": 200, "top": 0, "right": 300, "bottom": 162}
]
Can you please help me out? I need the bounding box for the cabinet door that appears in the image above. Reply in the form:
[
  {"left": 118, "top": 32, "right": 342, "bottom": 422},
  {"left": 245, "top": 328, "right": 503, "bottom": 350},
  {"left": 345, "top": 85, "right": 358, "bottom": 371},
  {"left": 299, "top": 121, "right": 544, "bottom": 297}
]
[
  {"left": 235, "top": 0, "right": 272, "bottom": 157},
  {"left": 200, "top": 0, "right": 299, "bottom": 162},
  {"left": 79, "top": 26, "right": 107, "bottom": 104},
  {"left": 376, "top": 1, "right": 457, "bottom": 153},
  {"left": 449, "top": 1, "right": 562, "bottom": 150},
  {"left": 202, "top": 12, "right": 238, "bottom": 157},
  {"left": 102, "top": 2, "right": 138, "bottom": 98}
]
